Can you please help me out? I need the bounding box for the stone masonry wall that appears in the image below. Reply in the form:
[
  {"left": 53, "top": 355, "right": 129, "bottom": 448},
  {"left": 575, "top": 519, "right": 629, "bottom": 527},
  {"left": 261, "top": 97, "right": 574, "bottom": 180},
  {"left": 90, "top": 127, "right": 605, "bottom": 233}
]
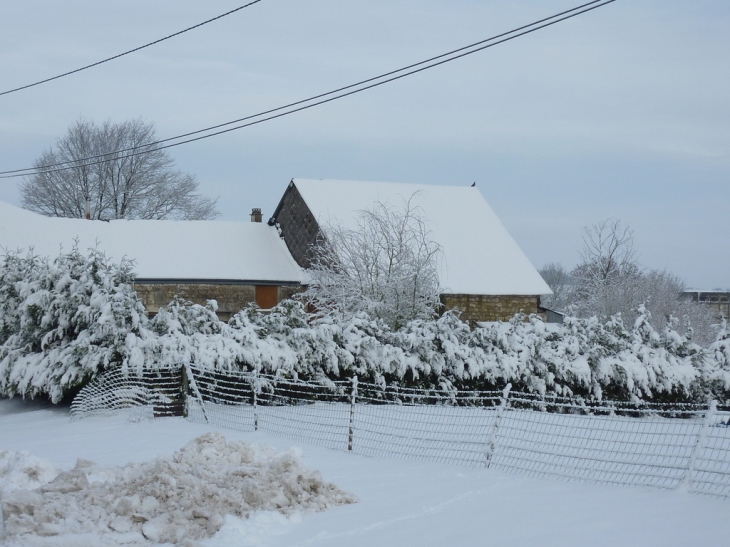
[
  {"left": 273, "top": 183, "right": 320, "bottom": 268},
  {"left": 440, "top": 294, "right": 545, "bottom": 325},
  {"left": 133, "top": 283, "right": 306, "bottom": 322},
  {"left": 279, "top": 285, "right": 306, "bottom": 302},
  {"left": 134, "top": 283, "right": 256, "bottom": 322}
]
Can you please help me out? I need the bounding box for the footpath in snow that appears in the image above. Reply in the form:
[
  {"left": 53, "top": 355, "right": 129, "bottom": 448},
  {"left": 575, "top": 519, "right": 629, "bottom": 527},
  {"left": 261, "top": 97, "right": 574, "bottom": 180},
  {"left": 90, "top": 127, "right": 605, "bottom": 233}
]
[{"left": 1, "top": 397, "right": 729, "bottom": 547}]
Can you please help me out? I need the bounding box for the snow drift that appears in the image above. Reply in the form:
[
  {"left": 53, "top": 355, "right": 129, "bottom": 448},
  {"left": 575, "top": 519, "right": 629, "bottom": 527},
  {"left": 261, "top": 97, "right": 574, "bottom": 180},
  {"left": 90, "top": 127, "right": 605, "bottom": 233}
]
[{"left": 0, "top": 432, "right": 357, "bottom": 546}]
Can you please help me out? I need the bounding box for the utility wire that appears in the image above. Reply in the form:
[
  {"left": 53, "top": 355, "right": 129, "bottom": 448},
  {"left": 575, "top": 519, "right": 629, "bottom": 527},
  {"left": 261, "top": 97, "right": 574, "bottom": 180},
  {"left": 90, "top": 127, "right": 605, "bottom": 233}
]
[
  {"left": 0, "top": 0, "right": 263, "bottom": 97},
  {"left": 6, "top": 0, "right": 607, "bottom": 176},
  {"left": 0, "top": 0, "right": 615, "bottom": 179}
]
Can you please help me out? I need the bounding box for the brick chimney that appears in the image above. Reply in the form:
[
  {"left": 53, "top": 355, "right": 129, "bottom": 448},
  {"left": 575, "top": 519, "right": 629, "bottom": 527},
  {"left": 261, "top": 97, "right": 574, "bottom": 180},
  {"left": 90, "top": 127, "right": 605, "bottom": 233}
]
[{"left": 250, "top": 208, "right": 262, "bottom": 223}]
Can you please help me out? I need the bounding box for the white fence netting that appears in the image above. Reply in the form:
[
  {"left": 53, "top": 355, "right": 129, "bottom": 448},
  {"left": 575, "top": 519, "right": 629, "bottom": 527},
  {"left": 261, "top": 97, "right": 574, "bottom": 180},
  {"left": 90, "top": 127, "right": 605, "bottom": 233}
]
[
  {"left": 72, "top": 364, "right": 730, "bottom": 498},
  {"left": 70, "top": 367, "right": 183, "bottom": 420}
]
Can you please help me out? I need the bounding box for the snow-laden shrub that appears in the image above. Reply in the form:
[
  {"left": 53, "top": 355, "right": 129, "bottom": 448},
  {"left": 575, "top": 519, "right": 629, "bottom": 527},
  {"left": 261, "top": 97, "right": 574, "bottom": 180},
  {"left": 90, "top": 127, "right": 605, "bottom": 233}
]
[
  {"left": 696, "top": 320, "right": 730, "bottom": 402},
  {"left": 0, "top": 247, "right": 147, "bottom": 402},
  {"left": 155, "top": 300, "right": 709, "bottom": 402},
  {"left": 463, "top": 307, "right": 702, "bottom": 402},
  {"left": 1, "top": 246, "right": 725, "bottom": 404}
]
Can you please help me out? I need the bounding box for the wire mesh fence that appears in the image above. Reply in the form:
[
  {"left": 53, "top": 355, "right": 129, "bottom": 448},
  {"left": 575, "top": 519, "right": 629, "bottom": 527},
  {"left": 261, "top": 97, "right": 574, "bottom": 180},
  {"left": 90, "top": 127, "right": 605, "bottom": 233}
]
[
  {"left": 72, "top": 364, "right": 730, "bottom": 498},
  {"left": 70, "top": 367, "right": 183, "bottom": 420}
]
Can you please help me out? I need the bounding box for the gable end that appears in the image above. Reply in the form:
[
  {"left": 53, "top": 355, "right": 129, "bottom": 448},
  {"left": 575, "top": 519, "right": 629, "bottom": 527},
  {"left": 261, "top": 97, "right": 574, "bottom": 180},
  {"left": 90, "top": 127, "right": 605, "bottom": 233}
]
[{"left": 270, "top": 181, "right": 320, "bottom": 268}]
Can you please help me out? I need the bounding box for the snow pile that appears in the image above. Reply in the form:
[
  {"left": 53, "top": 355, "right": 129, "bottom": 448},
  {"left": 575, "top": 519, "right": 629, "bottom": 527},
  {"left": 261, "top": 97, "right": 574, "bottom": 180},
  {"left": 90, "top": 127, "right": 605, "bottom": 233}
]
[
  {"left": 0, "top": 450, "right": 59, "bottom": 497},
  {"left": 0, "top": 432, "right": 356, "bottom": 546}
]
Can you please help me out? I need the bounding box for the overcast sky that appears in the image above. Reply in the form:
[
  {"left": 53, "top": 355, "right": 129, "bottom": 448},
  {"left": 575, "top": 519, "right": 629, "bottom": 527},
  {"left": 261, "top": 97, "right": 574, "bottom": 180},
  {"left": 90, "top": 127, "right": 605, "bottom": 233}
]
[{"left": 1, "top": 0, "right": 728, "bottom": 288}]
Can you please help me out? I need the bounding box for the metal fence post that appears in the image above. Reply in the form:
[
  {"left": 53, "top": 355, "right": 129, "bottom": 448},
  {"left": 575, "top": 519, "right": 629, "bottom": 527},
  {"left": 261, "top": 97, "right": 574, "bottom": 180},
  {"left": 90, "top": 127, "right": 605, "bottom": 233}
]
[
  {"left": 679, "top": 399, "right": 717, "bottom": 491},
  {"left": 252, "top": 369, "right": 259, "bottom": 432},
  {"left": 486, "top": 383, "right": 511, "bottom": 468},
  {"left": 348, "top": 375, "right": 358, "bottom": 452}
]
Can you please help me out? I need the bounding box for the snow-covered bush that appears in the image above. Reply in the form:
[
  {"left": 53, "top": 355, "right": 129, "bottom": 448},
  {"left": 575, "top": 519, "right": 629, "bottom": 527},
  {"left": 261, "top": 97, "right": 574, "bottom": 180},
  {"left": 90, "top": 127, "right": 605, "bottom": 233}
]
[
  {"left": 1, "top": 245, "right": 726, "bottom": 404},
  {"left": 0, "top": 246, "right": 147, "bottom": 402},
  {"left": 216, "top": 301, "right": 712, "bottom": 402},
  {"left": 697, "top": 320, "right": 730, "bottom": 402}
]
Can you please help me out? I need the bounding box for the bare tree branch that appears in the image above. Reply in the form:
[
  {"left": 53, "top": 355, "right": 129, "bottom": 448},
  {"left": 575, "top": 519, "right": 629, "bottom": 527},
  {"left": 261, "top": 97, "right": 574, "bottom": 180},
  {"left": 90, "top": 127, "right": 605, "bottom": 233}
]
[
  {"left": 305, "top": 195, "right": 442, "bottom": 330},
  {"left": 20, "top": 118, "right": 219, "bottom": 220}
]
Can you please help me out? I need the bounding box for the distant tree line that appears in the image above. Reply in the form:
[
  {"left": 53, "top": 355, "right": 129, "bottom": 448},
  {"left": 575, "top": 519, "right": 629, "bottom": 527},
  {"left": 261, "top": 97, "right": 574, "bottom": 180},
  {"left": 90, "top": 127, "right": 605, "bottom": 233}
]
[{"left": 539, "top": 219, "right": 717, "bottom": 345}]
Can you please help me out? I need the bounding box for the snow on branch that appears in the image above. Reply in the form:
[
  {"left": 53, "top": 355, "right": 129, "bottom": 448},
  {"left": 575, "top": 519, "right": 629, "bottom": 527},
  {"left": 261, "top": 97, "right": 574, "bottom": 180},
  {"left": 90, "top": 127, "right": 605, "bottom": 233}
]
[{"left": 304, "top": 195, "right": 442, "bottom": 330}]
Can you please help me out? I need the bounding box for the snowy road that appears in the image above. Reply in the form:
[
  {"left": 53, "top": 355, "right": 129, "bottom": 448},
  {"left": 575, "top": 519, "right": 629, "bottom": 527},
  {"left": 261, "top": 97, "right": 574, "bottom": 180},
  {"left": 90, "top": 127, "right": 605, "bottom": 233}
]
[{"left": 1, "top": 397, "right": 729, "bottom": 547}]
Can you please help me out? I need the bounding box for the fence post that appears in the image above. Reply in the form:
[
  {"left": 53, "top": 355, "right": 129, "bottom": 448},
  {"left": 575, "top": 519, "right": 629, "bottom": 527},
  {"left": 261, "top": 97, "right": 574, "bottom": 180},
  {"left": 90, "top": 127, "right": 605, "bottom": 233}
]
[
  {"left": 348, "top": 376, "right": 358, "bottom": 452},
  {"left": 485, "top": 383, "right": 511, "bottom": 468},
  {"left": 184, "top": 363, "right": 209, "bottom": 424},
  {"left": 252, "top": 369, "right": 259, "bottom": 432},
  {"left": 180, "top": 365, "right": 189, "bottom": 418},
  {"left": 679, "top": 399, "right": 717, "bottom": 491}
]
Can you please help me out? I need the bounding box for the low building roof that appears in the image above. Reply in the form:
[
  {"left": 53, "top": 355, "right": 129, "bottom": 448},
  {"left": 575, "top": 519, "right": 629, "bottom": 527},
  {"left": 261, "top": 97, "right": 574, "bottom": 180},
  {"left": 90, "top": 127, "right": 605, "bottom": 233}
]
[
  {"left": 290, "top": 179, "right": 551, "bottom": 295},
  {"left": 0, "top": 201, "right": 303, "bottom": 285}
]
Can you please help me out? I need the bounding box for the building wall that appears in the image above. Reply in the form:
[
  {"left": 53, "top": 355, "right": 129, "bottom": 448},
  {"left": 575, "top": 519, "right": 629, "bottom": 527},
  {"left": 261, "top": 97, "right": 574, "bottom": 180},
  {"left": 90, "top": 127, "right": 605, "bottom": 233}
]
[
  {"left": 272, "top": 183, "right": 320, "bottom": 268},
  {"left": 440, "top": 294, "right": 544, "bottom": 324},
  {"left": 134, "top": 283, "right": 265, "bottom": 322}
]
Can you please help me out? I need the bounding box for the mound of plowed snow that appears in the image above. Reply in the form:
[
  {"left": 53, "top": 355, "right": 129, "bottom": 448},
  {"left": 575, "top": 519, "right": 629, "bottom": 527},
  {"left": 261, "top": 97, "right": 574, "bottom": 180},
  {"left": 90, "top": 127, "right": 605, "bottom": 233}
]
[{"left": 0, "top": 432, "right": 356, "bottom": 546}]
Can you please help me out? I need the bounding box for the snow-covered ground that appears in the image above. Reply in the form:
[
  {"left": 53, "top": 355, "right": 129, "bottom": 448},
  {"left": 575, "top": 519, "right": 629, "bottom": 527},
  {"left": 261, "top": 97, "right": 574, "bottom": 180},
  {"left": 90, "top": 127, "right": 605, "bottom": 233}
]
[{"left": 1, "top": 397, "right": 729, "bottom": 547}]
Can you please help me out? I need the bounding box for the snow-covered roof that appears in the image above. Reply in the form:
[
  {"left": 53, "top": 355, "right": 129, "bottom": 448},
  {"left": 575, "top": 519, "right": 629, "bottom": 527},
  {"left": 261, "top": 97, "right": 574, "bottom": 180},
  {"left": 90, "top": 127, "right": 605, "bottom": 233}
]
[
  {"left": 0, "top": 201, "right": 303, "bottom": 284},
  {"left": 291, "top": 179, "right": 551, "bottom": 295}
]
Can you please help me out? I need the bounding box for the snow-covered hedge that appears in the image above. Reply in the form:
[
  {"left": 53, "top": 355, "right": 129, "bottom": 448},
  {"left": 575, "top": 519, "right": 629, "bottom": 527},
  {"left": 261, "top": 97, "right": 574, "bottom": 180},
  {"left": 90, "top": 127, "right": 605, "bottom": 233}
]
[
  {"left": 0, "top": 247, "right": 147, "bottom": 402},
  {"left": 2, "top": 248, "right": 729, "bottom": 403},
  {"left": 121, "top": 299, "right": 730, "bottom": 403}
]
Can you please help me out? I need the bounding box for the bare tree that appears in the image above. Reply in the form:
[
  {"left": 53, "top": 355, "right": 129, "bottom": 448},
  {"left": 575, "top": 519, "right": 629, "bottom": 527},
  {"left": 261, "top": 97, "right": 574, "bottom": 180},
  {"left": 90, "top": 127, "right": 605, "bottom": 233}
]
[
  {"left": 579, "top": 219, "right": 637, "bottom": 282},
  {"left": 305, "top": 196, "right": 442, "bottom": 330},
  {"left": 21, "top": 118, "right": 219, "bottom": 220},
  {"left": 538, "top": 262, "right": 572, "bottom": 310},
  {"left": 562, "top": 219, "right": 716, "bottom": 345},
  {"left": 570, "top": 219, "right": 643, "bottom": 318}
]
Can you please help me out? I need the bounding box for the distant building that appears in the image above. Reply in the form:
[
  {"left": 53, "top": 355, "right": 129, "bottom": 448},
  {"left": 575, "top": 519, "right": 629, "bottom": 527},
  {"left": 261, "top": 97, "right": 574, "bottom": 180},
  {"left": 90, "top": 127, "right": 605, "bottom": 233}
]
[
  {"left": 270, "top": 178, "right": 551, "bottom": 324},
  {"left": 683, "top": 290, "right": 730, "bottom": 320}
]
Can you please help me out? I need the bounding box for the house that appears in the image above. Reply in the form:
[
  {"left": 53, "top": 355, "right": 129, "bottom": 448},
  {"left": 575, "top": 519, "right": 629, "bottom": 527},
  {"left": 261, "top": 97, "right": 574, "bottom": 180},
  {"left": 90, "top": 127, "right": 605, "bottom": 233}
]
[
  {"left": 269, "top": 178, "right": 551, "bottom": 323},
  {"left": 0, "top": 201, "right": 304, "bottom": 321},
  {"left": 1, "top": 179, "right": 551, "bottom": 324}
]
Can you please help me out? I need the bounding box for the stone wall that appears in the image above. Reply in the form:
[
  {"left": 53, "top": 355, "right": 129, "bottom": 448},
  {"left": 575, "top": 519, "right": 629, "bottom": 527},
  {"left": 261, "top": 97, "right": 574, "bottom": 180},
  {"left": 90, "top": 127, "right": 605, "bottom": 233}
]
[
  {"left": 440, "top": 294, "right": 544, "bottom": 325},
  {"left": 134, "top": 283, "right": 255, "bottom": 322},
  {"left": 271, "top": 182, "right": 320, "bottom": 268},
  {"left": 135, "top": 285, "right": 543, "bottom": 324},
  {"left": 279, "top": 285, "right": 306, "bottom": 302}
]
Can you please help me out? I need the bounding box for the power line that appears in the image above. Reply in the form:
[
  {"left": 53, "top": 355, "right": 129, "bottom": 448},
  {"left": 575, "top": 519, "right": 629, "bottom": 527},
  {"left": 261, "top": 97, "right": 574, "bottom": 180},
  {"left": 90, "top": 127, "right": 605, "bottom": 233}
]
[
  {"left": 0, "top": 1, "right": 263, "bottom": 97},
  {"left": 0, "top": 0, "right": 615, "bottom": 179},
  {"left": 9, "top": 0, "right": 608, "bottom": 176}
]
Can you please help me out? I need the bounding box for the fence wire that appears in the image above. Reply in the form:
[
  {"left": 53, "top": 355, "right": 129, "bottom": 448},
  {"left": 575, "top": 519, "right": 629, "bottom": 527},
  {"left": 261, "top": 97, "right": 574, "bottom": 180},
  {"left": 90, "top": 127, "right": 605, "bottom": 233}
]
[
  {"left": 70, "top": 367, "right": 183, "bottom": 420},
  {"left": 72, "top": 364, "right": 730, "bottom": 499}
]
